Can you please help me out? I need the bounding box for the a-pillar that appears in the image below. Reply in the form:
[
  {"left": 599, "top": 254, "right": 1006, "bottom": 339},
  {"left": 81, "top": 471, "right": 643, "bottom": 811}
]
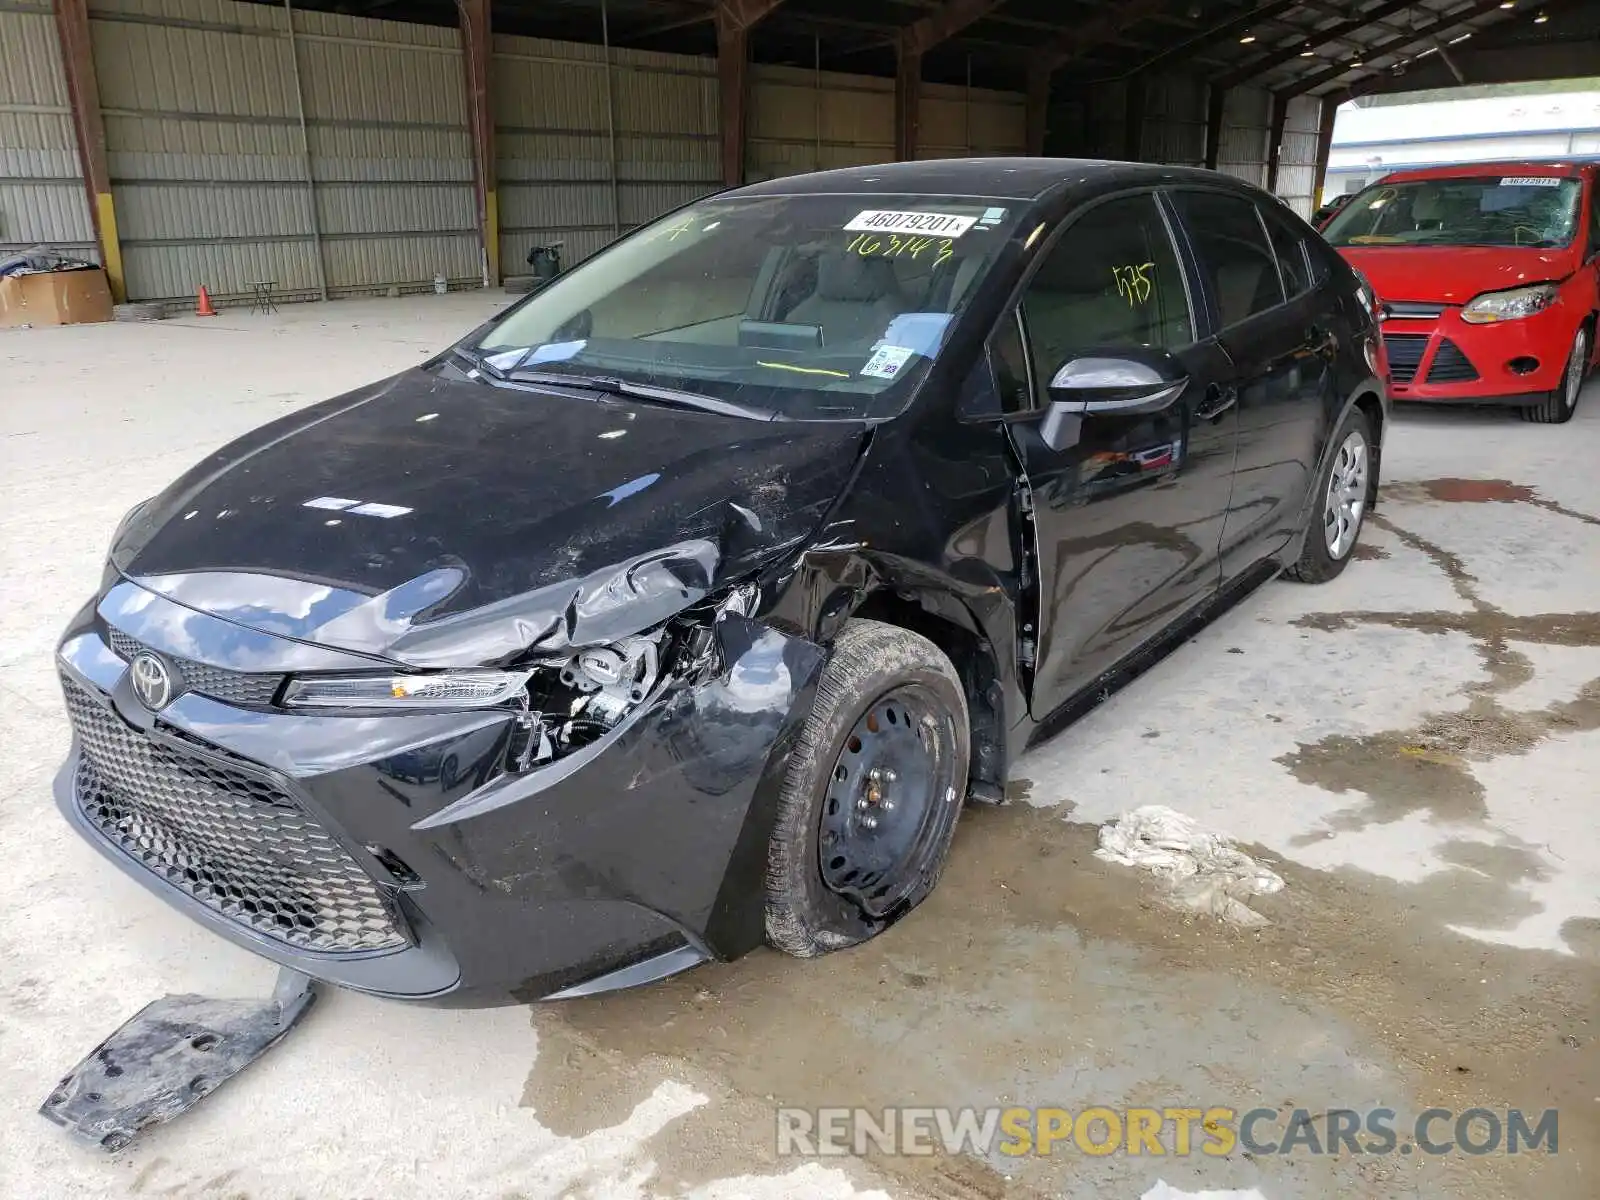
[{"left": 54, "top": 0, "right": 124, "bottom": 301}]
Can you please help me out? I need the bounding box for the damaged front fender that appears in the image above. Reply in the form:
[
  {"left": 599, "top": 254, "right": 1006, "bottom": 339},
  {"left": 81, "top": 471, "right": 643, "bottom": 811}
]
[{"left": 393, "top": 609, "right": 826, "bottom": 964}]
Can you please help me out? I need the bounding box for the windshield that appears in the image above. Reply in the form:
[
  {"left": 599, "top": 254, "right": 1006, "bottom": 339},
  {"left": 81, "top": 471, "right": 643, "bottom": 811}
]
[
  {"left": 1323, "top": 175, "right": 1581, "bottom": 249},
  {"left": 472, "top": 193, "right": 1022, "bottom": 420}
]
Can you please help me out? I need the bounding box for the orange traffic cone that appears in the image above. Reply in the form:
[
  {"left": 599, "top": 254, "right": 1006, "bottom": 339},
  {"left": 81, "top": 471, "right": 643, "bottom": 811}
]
[{"left": 195, "top": 285, "right": 218, "bottom": 317}]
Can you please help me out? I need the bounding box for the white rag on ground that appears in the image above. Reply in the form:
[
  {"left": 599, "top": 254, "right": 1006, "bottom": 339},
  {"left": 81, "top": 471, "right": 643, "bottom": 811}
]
[
  {"left": 1141, "top": 1183, "right": 1269, "bottom": 1200},
  {"left": 1095, "top": 805, "right": 1286, "bottom": 927}
]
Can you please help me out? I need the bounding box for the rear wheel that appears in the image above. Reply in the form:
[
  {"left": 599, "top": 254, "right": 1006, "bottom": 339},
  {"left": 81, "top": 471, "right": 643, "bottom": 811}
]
[
  {"left": 765, "top": 619, "right": 969, "bottom": 957},
  {"left": 1521, "top": 323, "right": 1589, "bottom": 424},
  {"left": 1286, "top": 407, "right": 1373, "bottom": 584}
]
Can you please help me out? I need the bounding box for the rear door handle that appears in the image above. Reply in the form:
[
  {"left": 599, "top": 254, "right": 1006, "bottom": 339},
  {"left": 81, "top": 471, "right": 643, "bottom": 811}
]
[{"left": 1196, "top": 383, "right": 1237, "bottom": 422}]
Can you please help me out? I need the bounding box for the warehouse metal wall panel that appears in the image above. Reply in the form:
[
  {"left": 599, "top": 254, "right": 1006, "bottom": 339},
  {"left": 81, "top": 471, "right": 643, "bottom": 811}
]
[
  {"left": 0, "top": 3, "right": 96, "bottom": 258},
  {"left": 494, "top": 32, "right": 717, "bottom": 273},
  {"left": 87, "top": 0, "right": 474, "bottom": 302},
  {"left": 1276, "top": 95, "right": 1324, "bottom": 217},
  {"left": 749, "top": 64, "right": 896, "bottom": 180},
  {"left": 1216, "top": 86, "right": 1271, "bottom": 187},
  {"left": 1141, "top": 72, "right": 1207, "bottom": 167},
  {"left": 91, "top": 0, "right": 310, "bottom": 300},
  {"left": 916, "top": 83, "right": 1025, "bottom": 158},
  {"left": 293, "top": 9, "right": 475, "bottom": 293}
]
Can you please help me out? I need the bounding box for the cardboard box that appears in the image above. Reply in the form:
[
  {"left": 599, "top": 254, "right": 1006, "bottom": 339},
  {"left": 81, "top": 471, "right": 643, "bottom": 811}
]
[{"left": 0, "top": 267, "right": 114, "bottom": 328}]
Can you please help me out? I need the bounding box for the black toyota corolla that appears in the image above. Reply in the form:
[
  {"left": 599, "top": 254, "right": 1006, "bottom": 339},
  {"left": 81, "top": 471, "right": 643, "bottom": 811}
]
[{"left": 56, "top": 159, "right": 1387, "bottom": 1004}]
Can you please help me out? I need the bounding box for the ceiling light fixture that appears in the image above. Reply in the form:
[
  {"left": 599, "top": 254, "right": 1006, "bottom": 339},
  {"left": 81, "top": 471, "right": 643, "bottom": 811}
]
[
  {"left": 1499, "top": 1, "right": 1515, "bottom": 8},
  {"left": 1300, "top": 45, "right": 1315, "bottom": 56},
  {"left": 1240, "top": 33, "right": 1257, "bottom": 44},
  {"left": 1449, "top": 30, "right": 1473, "bottom": 42},
  {"left": 1534, "top": 10, "right": 1549, "bottom": 21}
]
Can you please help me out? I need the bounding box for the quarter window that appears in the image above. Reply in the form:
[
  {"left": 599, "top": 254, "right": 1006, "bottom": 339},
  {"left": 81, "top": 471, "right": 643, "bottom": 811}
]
[
  {"left": 1172, "top": 190, "right": 1285, "bottom": 329},
  {"left": 1261, "top": 203, "right": 1313, "bottom": 299},
  {"left": 1018, "top": 194, "right": 1192, "bottom": 389}
]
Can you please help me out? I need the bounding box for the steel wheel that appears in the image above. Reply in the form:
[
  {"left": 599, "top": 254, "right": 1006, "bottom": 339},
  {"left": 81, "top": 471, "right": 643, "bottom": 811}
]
[
  {"left": 817, "top": 683, "right": 959, "bottom": 919},
  {"left": 1323, "top": 429, "right": 1369, "bottom": 560}
]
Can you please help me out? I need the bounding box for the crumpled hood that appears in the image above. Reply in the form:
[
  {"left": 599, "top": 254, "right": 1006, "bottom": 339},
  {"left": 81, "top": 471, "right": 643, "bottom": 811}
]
[
  {"left": 1338, "top": 244, "right": 1578, "bottom": 306},
  {"left": 110, "top": 368, "right": 866, "bottom": 666}
]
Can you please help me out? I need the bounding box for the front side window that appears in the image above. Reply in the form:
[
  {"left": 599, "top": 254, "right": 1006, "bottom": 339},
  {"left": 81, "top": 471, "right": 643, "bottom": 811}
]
[
  {"left": 1323, "top": 175, "right": 1582, "bottom": 250},
  {"left": 1171, "top": 190, "right": 1285, "bottom": 330},
  {"left": 472, "top": 194, "right": 1022, "bottom": 421},
  {"left": 1018, "top": 194, "right": 1193, "bottom": 387}
]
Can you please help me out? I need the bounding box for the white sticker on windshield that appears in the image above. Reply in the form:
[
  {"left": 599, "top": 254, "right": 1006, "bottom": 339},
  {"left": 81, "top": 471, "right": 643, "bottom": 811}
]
[
  {"left": 860, "top": 345, "right": 916, "bottom": 380},
  {"left": 846, "top": 210, "right": 978, "bottom": 238},
  {"left": 1500, "top": 176, "right": 1563, "bottom": 187}
]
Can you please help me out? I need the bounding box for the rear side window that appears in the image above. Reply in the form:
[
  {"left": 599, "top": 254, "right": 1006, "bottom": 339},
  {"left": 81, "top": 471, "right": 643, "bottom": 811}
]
[
  {"left": 1260, "top": 203, "right": 1313, "bottom": 298},
  {"left": 1171, "top": 190, "right": 1285, "bottom": 329}
]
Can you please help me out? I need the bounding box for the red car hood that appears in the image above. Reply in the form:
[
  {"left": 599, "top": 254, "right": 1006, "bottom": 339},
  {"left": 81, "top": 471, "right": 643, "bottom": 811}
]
[{"left": 1338, "top": 245, "right": 1576, "bottom": 306}]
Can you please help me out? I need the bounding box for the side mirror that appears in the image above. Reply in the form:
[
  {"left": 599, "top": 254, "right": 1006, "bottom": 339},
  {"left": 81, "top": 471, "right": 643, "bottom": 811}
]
[{"left": 1036, "top": 354, "right": 1187, "bottom": 452}]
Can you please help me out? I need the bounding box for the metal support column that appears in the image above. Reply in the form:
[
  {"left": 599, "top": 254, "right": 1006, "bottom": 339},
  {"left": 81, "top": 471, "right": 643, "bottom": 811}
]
[
  {"left": 1264, "top": 92, "right": 1288, "bottom": 195},
  {"left": 283, "top": 0, "right": 327, "bottom": 301},
  {"left": 1123, "top": 73, "right": 1146, "bottom": 162},
  {"left": 53, "top": 0, "right": 123, "bottom": 301},
  {"left": 715, "top": 1, "right": 787, "bottom": 185},
  {"left": 1025, "top": 61, "right": 1050, "bottom": 157},
  {"left": 1311, "top": 96, "right": 1338, "bottom": 208},
  {"left": 1203, "top": 84, "right": 1227, "bottom": 172},
  {"left": 602, "top": 0, "right": 620, "bottom": 238},
  {"left": 457, "top": 0, "right": 497, "bottom": 286},
  {"left": 895, "top": 36, "right": 923, "bottom": 161}
]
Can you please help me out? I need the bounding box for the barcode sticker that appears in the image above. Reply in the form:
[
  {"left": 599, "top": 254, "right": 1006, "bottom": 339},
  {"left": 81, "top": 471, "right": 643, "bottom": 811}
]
[{"left": 844, "top": 210, "right": 978, "bottom": 238}]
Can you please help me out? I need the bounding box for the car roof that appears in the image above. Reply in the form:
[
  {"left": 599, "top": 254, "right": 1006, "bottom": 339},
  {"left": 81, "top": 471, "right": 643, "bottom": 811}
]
[
  {"left": 1376, "top": 160, "right": 1592, "bottom": 185},
  {"left": 725, "top": 157, "right": 1267, "bottom": 205}
]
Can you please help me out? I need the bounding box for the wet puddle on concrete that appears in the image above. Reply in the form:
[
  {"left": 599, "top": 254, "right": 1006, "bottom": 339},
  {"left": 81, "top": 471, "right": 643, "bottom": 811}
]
[{"left": 523, "top": 807, "right": 1598, "bottom": 1200}]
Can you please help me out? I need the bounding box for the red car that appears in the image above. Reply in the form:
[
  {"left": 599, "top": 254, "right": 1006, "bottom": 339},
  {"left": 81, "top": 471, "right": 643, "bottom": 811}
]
[{"left": 1323, "top": 161, "right": 1599, "bottom": 423}]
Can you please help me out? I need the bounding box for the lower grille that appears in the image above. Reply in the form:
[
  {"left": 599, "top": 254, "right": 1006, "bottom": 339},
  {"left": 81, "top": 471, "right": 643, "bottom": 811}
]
[
  {"left": 1383, "top": 333, "right": 1429, "bottom": 384},
  {"left": 63, "top": 676, "right": 407, "bottom": 954},
  {"left": 1426, "top": 339, "right": 1480, "bottom": 383},
  {"left": 106, "top": 627, "right": 283, "bottom": 707}
]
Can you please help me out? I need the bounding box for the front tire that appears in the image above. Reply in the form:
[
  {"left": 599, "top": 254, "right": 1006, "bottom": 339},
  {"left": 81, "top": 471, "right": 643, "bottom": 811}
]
[
  {"left": 1520, "top": 323, "right": 1589, "bottom": 424},
  {"left": 765, "top": 619, "right": 969, "bottom": 958},
  {"left": 1286, "top": 407, "right": 1373, "bottom": 584}
]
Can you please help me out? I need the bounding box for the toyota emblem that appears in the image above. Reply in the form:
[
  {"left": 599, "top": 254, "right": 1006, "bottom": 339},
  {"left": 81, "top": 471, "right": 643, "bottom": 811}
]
[{"left": 130, "top": 652, "right": 175, "bottom": 711}]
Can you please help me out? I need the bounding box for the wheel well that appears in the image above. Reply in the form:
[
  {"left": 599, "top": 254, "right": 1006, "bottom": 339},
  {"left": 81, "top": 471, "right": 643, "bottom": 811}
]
[{"left": 847, "top": 590, "right": 1005, "bottom": 800}]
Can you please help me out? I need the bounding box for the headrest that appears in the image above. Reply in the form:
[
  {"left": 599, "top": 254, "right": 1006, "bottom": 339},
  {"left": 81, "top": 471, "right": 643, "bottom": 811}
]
[
  {"left": 1410, "top": 191, "right": 1444, "bottom": 221},
  {"left": 814, "top": 253, "right": 900, "bottom": 303}
]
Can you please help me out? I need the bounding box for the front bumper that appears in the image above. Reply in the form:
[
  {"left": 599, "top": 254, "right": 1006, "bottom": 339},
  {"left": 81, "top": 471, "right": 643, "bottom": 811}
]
[
  {"left": 1381, "top": 300, "right": 1577, "bottom": 404},
  {"left": 54, "top": 582, "right": 824, "bottom": 1005}
]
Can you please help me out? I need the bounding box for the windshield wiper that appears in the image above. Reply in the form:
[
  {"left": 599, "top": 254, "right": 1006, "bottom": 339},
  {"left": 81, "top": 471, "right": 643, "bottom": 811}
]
[
  {"left": 507, "top": 369, "right": 782, "bottom": 422},
  {"left": 451, "top": 345, "right": 510, "bottom": 381}
]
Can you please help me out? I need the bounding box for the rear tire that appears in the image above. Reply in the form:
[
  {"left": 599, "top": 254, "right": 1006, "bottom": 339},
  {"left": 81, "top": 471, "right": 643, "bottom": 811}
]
[
  {"left": 1521, "top": 323, "right": 1588, "bottom": 424},
  {"left": 765, "top": 619, "right": 969, "bottom": 958},
  {"left": 1286, "top": 406, "right": 1373, "bottom": 584}
]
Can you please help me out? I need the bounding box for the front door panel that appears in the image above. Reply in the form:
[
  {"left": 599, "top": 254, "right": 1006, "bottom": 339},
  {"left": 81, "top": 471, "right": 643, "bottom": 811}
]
[{"left": 1003, "top": 192, "right": 1239, "bottom": 717}]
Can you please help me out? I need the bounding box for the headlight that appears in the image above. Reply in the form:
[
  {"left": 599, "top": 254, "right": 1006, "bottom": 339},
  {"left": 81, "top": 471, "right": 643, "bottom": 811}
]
[
  {"left": 1460, "top": 284, "right": 1559, "bottom": 324},
  {"left": 283, "top": 670, "right": 532, "bottom": 710}
]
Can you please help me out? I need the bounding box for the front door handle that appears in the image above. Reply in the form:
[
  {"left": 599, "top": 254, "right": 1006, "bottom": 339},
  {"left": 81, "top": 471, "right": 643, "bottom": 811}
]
[
  {"left": 1196, "top": 383, "right": 1237, "bottom": 422},
  {"left": 1307, "top": 326, "right": 1338, "bottom": 358}
]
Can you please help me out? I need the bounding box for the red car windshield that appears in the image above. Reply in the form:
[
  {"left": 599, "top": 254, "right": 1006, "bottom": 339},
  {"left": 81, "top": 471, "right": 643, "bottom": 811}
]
[{"left": 1323, "top": 175, "right": 1581, "bottom": 250}]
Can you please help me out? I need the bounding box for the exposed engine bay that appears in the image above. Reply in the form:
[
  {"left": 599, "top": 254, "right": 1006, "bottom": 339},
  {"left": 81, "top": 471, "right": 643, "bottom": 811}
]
[{"left": 508, "top": 629, "right": 667, "bottom": 771}]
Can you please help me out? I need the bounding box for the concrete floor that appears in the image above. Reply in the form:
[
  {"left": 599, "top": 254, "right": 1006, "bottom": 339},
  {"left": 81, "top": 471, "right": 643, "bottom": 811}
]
[{"left": 1, "top": 296, "right": 1596, "bottom": 1200}]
